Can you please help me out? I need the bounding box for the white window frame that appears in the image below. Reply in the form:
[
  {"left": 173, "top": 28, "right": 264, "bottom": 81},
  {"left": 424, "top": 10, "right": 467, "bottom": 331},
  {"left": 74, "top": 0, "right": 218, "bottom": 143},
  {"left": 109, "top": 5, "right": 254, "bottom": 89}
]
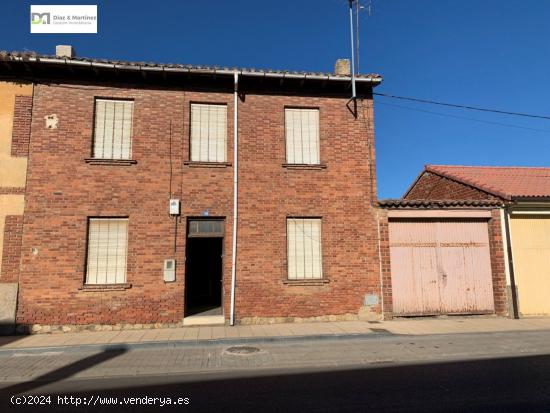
[
  {"left": 190, "top": 103, "right": 228, "bottom": 163},
  {"left": 285, "top": 108, "right": 320, "bottom": 165},
  {"left": 93, "top": 99, "right": 134, "bottom": 160},
  {"left": 287, "top": 218, "right": 323, "bottom": 280},
  {"left": 85, "top": 218, "right": 129, "bottom": 285}
]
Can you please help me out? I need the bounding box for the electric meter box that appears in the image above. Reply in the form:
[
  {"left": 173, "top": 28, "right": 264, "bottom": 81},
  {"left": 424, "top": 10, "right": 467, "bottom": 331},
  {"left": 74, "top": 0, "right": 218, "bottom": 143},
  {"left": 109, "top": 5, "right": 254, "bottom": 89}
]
[
  {"left": 164, "top": 259, "right": 176, "bottom": 282},
  {"left": 169, "top": 199, "right": 180, "bottom": 215}
]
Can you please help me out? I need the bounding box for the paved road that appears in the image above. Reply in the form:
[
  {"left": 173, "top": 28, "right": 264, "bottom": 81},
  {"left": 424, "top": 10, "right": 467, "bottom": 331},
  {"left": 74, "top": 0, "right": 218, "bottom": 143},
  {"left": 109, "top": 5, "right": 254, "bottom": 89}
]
[{"left": 1, "top": 331, "right": 550, "bottom": 412}]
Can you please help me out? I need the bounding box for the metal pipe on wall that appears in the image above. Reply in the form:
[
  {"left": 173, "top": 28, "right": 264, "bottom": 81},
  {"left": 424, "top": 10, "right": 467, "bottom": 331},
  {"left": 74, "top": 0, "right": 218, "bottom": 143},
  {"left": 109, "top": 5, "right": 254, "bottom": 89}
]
[
  {"left": 348, "top": 0, "right": 357, "bottom": 99},
  {"left": 229, "top": 72, "right": 239, "bottom": 326},
  {"left": 503, "top": 207, "right": 520, "bottom": 319}
]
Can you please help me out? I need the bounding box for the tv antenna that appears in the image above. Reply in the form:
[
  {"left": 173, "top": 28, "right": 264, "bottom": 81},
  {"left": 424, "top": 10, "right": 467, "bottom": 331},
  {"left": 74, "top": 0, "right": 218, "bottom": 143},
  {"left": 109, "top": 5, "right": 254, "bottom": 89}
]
[
  {"left": 348, "top": 0, "right": 357, "bottom": 99},
  {"left": 353, "top": 1, "right": 374, "bottom": 80}
]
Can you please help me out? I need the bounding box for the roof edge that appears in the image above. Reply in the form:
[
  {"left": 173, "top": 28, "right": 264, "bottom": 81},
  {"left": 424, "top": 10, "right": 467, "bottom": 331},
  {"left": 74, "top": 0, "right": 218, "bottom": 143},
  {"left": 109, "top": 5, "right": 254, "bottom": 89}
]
[
  {"left": 425, "top": 165, "right": 511, "bottom": 200},
  {"left": 0, "top": 53, "right": 383, "bottom": 85},
  {"left": 379, "top": 199, "right": 506, "bottom": 209},
  {"left": 402, "top": 168, "right": 428, "bottom": 198}
]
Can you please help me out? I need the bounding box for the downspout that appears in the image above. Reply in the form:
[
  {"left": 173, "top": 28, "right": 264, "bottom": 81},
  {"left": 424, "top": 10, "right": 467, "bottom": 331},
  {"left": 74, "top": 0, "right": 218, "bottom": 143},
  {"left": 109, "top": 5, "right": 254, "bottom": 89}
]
[
  {"left": 229, "top": 72, "right": 239, "bottom": 326},
  {"left": 503, "top": 206, "right": 520, "bottom": 319},
  {"left": 499, "top": 208, "right": 512, "bottom": 309}
]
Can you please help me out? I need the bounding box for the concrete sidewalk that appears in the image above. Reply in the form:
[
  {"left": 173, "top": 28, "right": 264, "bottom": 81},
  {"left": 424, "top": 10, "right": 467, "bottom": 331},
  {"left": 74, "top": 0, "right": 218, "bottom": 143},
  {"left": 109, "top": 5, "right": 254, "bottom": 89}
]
[{"left": 1, "top": 317, "right": 550, "bottom": 353}]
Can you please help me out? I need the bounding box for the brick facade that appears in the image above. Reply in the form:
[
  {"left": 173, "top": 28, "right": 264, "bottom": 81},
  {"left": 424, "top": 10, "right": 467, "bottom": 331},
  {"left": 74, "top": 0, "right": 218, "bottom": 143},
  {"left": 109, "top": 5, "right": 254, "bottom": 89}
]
[
  {"left": 16, "top": 82, "right": 381, "bottom": 327},
  {"left": 376, "top": 209, "right": 393, "bottom": 318},
  {"left": 1, "top": 215, "right": 23, "bottom": 283},
  {"left": 405, "top": 172, "right": 500, "bottom": 201},
  {"left": 11, "top": 95, "right": 32, "bottom": 158},
  {"left": 487, "top": 209, "right": 507, "bottom": 315}
]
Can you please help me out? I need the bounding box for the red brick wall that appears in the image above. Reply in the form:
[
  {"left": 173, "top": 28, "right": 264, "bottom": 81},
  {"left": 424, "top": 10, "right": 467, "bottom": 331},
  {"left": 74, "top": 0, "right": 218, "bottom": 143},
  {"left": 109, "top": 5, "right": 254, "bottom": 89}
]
[
  {"left": 0, "top": 188, "right": 25, "bottom": 195},
  {"left": 405, "top": 172, "right": 500, "bottom": 200},
  {"left": 11, "top": 95, "right": 32, "bottom": 157},
  {"left": 488, "top": 209, "right": 508, "bottom": 315},
  {"left": 235, "top": 95, "right": 380, "bottom": 319},
  {"left": 377, "top": 209, "right": 393, "bottom": 319},
  {"left": 17, "top": 83, "right": 380, "bottom": 326},
  {"left": 1, "top": 215, "right": 23, "bottom": 283}
]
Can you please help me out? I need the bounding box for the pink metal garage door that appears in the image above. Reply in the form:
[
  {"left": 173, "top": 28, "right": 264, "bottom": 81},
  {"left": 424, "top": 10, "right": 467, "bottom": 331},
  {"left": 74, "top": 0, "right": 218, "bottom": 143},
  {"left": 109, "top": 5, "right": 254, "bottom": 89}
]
[{"left": 389, "top": 219, "right": 495, "bottom": 316}]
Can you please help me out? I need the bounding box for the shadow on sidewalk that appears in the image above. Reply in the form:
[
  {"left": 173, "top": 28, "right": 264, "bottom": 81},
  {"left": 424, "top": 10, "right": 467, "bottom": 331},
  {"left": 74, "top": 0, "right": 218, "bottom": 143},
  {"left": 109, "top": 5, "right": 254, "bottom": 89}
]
[
  {"left": 0, "top": 352, "right": 547, "bottom": 412},
  {"left": 0, "top": 347, "right": 127, "bottom": 396}
]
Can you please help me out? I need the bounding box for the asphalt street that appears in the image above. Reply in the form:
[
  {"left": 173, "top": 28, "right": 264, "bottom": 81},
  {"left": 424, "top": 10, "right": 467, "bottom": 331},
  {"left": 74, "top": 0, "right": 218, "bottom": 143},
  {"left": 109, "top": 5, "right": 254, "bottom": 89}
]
[{"left": 1, "top": 331, "right": 550, "bottom": 412}]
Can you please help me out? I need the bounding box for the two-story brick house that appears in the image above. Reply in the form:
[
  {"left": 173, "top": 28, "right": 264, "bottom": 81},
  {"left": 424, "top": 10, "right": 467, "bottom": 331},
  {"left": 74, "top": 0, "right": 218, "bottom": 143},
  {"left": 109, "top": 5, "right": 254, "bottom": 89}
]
[{"left": 0, "top": 47, "right": 383, "bottom": 331}]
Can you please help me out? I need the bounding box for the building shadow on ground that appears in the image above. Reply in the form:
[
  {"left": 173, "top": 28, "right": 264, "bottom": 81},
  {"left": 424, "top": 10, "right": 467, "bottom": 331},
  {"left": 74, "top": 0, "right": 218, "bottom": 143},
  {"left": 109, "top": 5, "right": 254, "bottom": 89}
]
[
  {"left": 0, "top": 347, "right": 127, "bottom": 396},
  {"left": 0, "top": 351, "right": 549, "bottom": 411}
]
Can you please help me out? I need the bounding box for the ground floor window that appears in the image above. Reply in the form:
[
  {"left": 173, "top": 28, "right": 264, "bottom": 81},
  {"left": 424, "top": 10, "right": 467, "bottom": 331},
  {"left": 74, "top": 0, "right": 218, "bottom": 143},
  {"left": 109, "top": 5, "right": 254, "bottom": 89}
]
[
  {"left": 287, "top": 218, "right": 323, "bottom": 280},
  {"left": 86, "top": 218, "right": 128, "bottom": 284}
]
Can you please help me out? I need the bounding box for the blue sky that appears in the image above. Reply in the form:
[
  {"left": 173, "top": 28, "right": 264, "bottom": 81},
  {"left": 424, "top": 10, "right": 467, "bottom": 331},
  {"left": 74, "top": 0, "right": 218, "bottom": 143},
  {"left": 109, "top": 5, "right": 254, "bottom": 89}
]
[{"left": 2, "top": 0, "right": 550, "bottom": 198}]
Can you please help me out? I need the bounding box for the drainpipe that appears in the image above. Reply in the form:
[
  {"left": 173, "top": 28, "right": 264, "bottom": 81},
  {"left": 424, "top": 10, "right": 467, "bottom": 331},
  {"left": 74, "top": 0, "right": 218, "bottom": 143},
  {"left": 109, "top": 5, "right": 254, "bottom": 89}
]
[
  {"left": 499, "top": 208, "right": 512, "bottom": 299},
  {"left": 503, "top": 206, "right": 520, "bottom": 319},
  {"left": 229, "top": 72, "right": 239, "bottom": 326}
]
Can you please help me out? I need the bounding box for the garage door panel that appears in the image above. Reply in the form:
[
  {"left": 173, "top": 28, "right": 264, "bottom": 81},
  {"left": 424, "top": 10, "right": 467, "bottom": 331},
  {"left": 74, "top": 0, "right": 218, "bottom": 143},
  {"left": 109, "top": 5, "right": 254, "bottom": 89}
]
[
  {"left": 438, "top": 247, "right": 469, "bottom": 313},
  {"left": 438, "top": 245, "right": 494, "bottom": 313},
  {"left": 468, "top": 244, "right": 495, "bottom": 312},
  {"left": 414, "top": 247, "right": 440, "bottom": 314},
  {"left": 389, "top": 218, "right": 494, "bottom": 316},
  {"left": 389, "top": 247, "right": 415, "bottom": 315},
  {"left": 389, "top": 220, "right": 440, "bottom": 315},
  {"left": 510, "top": 215, "right": 550, "bottom": 316},
  {"left": 437, "top": 220, "right": 494, "bottom": 314},
  {"left": 514, "top": 250, "right": 550, "bottom": 315},
  {"left": 390, "top": 246, "right": 440, "bottom": 315}
]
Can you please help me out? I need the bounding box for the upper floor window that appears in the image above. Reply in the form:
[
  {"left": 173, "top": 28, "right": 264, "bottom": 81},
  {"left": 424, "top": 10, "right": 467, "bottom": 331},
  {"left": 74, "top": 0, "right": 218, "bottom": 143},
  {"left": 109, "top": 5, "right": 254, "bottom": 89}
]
[
  {"left": 86, "top": 218, "right": 128, "bottom": 285},
  {"left": 285, "top": 108, "right": 320, "bottom": 165},
  {"left": 93, "top": 99, "right": 134, "bottom": 160},
  {"left": 190, "top": 103, "right": 227, "bottom": 163},
  {"left": 287, "top": 218, "right": 323, "bottom": 280}
]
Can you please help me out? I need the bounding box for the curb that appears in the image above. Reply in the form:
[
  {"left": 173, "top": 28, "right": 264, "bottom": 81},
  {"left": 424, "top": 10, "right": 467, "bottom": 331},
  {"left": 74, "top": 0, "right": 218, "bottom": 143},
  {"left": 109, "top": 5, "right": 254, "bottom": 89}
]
[{"left": 0, "top": 331, "right": 395, "bottom": 356}]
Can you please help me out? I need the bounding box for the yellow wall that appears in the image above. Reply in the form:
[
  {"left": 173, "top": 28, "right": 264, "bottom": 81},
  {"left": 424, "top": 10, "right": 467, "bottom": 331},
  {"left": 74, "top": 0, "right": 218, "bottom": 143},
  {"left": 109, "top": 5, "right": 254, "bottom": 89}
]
[
  {"left": 0, "top": 81, "right": 32, "bottom": 277},
  {"left": 510, "top": 214, "right": 550, "bottom": 315}
]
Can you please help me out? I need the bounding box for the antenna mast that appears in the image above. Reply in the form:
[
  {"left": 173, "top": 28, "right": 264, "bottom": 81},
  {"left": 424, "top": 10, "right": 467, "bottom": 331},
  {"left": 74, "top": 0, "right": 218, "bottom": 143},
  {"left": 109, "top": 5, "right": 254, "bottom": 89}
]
[
  {"left": 348, "top": 0, "right": 356, "bottom": 99},
  {"left": 356, "top": 0, "right": 360, "bottom": 74}
]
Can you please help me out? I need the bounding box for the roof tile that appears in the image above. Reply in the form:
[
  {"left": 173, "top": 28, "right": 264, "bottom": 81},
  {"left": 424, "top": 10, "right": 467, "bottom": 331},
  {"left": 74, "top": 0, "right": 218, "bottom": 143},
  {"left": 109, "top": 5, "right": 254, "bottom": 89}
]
[
  {"left": 426, "top": 165, "right": 550, "bottom": 200},
  {"left": 0, "top": 50, "right": 382, "bottom": 80},
  {"left": 379, "top": 199, "right": 504, "bottom": 208}
]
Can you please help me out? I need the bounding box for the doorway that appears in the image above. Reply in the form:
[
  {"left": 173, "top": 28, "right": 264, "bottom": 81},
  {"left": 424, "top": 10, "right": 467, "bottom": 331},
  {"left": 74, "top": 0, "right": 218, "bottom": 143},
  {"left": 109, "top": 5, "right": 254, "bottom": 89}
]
[{"left": 184, "top": 219, "right": 224, "bottom": 320}]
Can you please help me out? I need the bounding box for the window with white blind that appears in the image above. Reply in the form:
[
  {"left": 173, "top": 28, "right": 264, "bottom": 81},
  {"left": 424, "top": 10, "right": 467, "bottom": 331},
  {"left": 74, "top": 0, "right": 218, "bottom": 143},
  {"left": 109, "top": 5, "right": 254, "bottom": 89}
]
[
  {"left": 93, "top": 99, "right": 134, "bottom": 159},
  {"left": 190, "top": 103, "right": 227, "bottom": 162},
  {"left": 287, "top": 218, "right": 323, "bottom": 280},
  {"left": 86, "top": 218, "right": 128, "bottom": 284},
  {"left": 285, "top": 108, "right": 320, "bottom": 164}
]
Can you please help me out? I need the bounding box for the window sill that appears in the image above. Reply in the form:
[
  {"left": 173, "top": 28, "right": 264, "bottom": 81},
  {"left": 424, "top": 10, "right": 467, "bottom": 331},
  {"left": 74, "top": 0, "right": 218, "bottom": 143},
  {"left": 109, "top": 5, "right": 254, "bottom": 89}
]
[
  {"left": 85, "top": 159, "right": 137, "bottom": 166},
  {"left": 184, "top": 161, "right": 232, "bottom": 168},
  {"left": 283, "top": 279, "right": 330, "bottom": 286},
  {"left": 282, "top": 163, "right": 327, "bottom": 170},
  {"left": 79, "top": 283, "right": 132, "bottom": 292}
]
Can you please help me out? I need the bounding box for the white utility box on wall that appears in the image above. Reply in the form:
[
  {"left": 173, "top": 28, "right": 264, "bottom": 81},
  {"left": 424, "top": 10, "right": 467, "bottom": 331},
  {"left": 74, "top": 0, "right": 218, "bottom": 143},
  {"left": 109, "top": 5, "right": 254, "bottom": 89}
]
[
  {"left": 169, "top": 199, "right": 180, "bottom": 215},
  {"left": 164, "top": 259, "right": 176, "bottom": 282}
]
